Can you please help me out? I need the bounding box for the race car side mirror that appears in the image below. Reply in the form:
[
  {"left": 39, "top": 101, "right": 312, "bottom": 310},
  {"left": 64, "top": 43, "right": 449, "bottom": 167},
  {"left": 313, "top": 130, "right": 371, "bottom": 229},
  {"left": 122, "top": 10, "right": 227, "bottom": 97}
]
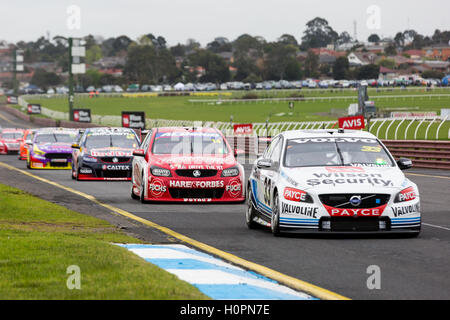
[
  {"left": 397, "top": 158, "right": 412, "bottom": 171},
  {"left": 133, "top": 149, "right": 145, "bottom": 157},
  {"left": 71, "top": 143, "right": 80, "bottom": 149},
  {"left": 25, "top": 140, "right": 33, "bottom": 145},
  {"left": 256, "top": 159, "right": 273, "bottom": 169}
]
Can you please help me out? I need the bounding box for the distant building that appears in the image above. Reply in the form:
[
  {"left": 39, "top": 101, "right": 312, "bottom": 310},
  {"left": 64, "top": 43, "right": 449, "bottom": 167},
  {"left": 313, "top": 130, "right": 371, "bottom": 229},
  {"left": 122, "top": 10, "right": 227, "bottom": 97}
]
[
  {"left": 348, "top": 52, "right": 379, "bottom": 66},
  {"left": 423, "top": 46, "right": 450, "bottom": 62},
  {"left": 379, "top": 66, "right": 397, "bottom": 80}
]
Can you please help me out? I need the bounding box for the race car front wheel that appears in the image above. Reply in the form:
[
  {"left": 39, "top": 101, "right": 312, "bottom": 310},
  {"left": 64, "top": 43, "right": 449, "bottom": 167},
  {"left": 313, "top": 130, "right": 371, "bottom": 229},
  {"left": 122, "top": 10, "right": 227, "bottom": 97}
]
[
  {"left": 246, "top": 185, "right": 259, "bottom": 229},
  {"left": 71, "top": 165, "right": 76, "bottom": 180},
  {"left": 271, "top": 192, "right": 281, "bottom": 236},
  {"left": 139, "top": 173, "right": 146, "bottom": 204},
  {"left": 131, "top": 184, "right": 139, "bottom": 200}
]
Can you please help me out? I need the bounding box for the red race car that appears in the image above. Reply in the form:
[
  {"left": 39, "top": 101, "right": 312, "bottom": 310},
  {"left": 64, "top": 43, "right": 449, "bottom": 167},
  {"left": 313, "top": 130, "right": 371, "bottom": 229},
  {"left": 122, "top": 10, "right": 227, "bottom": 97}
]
[
  {"left": 131, "top": 127, "right": 245, "bottom": 203},
  {"left": 18, "top": 129, "right": 37, "bottom": 160},
  {"left": 0, "top": 128, "right": 24, "bottom": 155}
]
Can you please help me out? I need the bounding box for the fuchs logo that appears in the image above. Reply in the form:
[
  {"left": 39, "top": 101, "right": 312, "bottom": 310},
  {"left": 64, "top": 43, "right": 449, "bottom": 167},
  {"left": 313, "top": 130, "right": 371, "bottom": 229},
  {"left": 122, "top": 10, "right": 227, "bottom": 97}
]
[
  {"left": 80, "top": 168, "right": 92, "bottom": 174},
  {"left": 284, "top": 187, "right": 307, "bottom": 202},
  {"left": 149, "top": 179, "right": 166, "bottom": 197},
  {"left": 398, "top": 187, "right": 416, "bottom": 202},
  {"left": 226, "top": 181, "right": 241, "bottom": 198}
]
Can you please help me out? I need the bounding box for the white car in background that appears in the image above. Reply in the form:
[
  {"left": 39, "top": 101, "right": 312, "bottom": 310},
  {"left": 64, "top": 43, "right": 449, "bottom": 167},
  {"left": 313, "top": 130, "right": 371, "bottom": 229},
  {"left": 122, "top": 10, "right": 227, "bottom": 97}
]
[{"left": 246, "top": 130, "right": 420, "bottom": 236}]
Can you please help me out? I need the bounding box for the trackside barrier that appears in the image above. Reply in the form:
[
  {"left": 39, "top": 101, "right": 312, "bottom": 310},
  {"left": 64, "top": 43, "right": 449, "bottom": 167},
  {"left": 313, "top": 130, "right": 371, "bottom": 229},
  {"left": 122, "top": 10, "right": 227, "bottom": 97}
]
[
  {"left": 382, "top": 140, "right": 450, "bottom": 170},
  {"left": 226, "top": 136, "right": 450, "bottom": 170},
  {"left": 17, "top": 94, "right": 450, "bottom": 140}
]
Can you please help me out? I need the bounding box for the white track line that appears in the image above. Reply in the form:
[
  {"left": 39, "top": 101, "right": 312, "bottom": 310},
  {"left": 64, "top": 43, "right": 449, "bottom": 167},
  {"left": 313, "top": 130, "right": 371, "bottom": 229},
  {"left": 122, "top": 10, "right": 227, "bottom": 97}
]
[{"left": 423, "top": 223, "right": 450, "bottom": 231}]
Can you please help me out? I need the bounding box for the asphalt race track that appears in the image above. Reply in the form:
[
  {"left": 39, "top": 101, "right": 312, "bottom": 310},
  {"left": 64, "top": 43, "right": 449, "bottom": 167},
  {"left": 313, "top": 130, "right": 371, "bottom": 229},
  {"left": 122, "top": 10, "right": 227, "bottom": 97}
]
[{"left": 1, "top": 109, "right": 449, "bottom": 300}]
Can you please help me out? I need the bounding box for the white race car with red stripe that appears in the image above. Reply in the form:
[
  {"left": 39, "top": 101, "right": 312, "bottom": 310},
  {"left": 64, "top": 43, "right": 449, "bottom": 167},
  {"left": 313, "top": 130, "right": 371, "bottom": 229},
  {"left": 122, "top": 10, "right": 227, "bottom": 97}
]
[{"left": 246, "top": 129, "right": 421, "bottom": 236}]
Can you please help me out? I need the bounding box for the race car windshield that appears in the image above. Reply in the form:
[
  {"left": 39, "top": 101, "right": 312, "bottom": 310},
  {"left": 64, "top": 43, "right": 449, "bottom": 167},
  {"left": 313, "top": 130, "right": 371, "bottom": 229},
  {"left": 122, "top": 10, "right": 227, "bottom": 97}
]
[
  {"left": 152, "top": 132, "right": 229, "bottom": 155},
  {"left": 284, "top": 138, "right": 395, "bottom": 168},
  {"left": 1, "top": 132, "right": 23, "bottom": 139},
  {"left": 35, "top": 133, "right": 76, "bottom": 143},
  {"left": 85, "top": 134, "right": 138, "bottom": 149}
]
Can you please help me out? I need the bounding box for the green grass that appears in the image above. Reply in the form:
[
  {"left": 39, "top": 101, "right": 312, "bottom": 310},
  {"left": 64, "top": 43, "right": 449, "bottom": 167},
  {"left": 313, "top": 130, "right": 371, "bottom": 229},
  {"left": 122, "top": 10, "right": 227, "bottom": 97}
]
[
  {"left": 368, "top": 119, "right": 450, "bottom": 140},
  {"left": 0, "top": 184, "right": 208, "bottom": 300},
  {"left": 26, "top": 89, "right": 450, "bottom": 124}
]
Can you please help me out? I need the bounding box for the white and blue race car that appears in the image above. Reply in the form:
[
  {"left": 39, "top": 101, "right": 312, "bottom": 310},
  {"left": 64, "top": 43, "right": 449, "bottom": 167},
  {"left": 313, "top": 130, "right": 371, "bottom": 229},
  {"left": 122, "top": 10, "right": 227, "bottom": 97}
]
[{"left": 246, "top": 130, "right": 421, "bottom": 236}]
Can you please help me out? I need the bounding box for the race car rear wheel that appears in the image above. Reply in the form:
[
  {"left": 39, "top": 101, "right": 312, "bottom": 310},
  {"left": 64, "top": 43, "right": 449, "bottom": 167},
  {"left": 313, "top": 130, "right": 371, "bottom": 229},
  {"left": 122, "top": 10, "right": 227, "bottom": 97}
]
[
  {"left": 246, "top": 184, "right": 259, "bottom": 229},
  {"left": 271, "top": 192, "right": 281, "bottom": 236}
]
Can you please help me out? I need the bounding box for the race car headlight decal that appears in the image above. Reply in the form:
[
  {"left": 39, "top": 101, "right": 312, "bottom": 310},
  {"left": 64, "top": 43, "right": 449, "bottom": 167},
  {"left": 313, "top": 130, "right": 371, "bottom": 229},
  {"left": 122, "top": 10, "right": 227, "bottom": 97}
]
[
  {"left": 151, "top": 166, "right": 172, "bottom": 177},
  {"left": 82, "top": 155, "right": 98, "bottom": 163},
  {"left": 283, "top": 187, "right": 314, "bottom": 204},
  {"left": 33, "top": 146, "right": 45, "bottom": 155},
  {"left": 394, "top": 186, "right": 417, "bottom": 203},
  {"left": 221, "top": 167, "right": 240, "bottom": 177}
]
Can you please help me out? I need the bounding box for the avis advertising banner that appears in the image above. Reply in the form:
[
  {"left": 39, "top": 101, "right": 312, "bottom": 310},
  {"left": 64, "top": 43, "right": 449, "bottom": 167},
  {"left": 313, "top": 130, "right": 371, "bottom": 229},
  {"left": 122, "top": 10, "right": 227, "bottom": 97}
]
[
  {"left": 233, "top": 124, "right": 253, "bottom": 135},
  {"left": 27, "top": 104, "right": 41, "bottom": 114},
  {"left": 338, "top": 115, "right": 365, "bottom": 130},
  {"left": 122, "top": 111, "right": 146, "bottom": 129},
  {"left": 73, "top": 109, "right": 91, "bottom": 123}
]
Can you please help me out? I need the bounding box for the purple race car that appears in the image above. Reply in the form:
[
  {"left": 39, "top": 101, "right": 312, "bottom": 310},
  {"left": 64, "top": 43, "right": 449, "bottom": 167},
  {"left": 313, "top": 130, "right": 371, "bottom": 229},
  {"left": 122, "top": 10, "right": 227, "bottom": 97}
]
[{"left": 26, "top": 128, "right": 79, "bottom": 170}]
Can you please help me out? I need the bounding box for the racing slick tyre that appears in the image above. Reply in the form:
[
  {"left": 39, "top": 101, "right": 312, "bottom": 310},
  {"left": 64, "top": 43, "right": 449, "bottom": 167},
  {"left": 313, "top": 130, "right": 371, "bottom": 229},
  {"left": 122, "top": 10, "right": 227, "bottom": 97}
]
[
  {"left": 131, "top": 183, "right": 139, "bottom": 200},
  {"left": 271, "top": 192, "right": 281, "bottom": 237},
  {"left": 71, "top": 165, "right": 77, "bottom": 180},
  {"left": 140, "top": 173, "right": 146, "bottom": 204},
  {"left": 246, "top": 185, "right": 260, "bottom": 229}
]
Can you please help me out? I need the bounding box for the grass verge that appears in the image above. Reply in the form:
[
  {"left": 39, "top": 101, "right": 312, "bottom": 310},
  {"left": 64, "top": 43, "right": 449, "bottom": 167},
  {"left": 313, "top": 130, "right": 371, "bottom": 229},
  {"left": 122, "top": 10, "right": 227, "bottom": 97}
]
[{"left": 0, "top": 183, "right": 208, "bottom": 300}]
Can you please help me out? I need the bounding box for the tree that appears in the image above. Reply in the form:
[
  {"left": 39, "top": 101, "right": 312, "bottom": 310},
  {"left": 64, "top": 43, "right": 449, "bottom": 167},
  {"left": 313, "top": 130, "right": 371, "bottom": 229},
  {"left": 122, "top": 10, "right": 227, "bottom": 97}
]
[
  {"left": 124, "top": 44, "right": 178, "bottom": 84},
  {"left": 357, "top": 64, "right": 379, "bottom": 80},
  {"left": 421, "top": 70, "right": 445, "bottom": 79},
  {"left": 188, "top": 50, "right": 230, "bottom": 83},
  {"left": 337, "top": 32, "right": 353, "bottom": 46},
  {"left": 278, "top": 34, "right": 298, "bottom": 46},
  {"left": 30, "top": 68, "right": 61, "bottom": 89},
  {"left": 385, "top": 43, "right": 397, "bottom": 56},
  {"left": 112, "top": 35, "right": 133, "bottom": 55},
  {"left": 303, "top": 50, "right": 319, "bottom": 78},
  {"left": 85, "top": 45, "right": 103, "bottom": 64},
  {"left": 333, "top": 56, "right": 349, "bottom": 79},
  {"left": 368, "top": 34, "right": 381, "bottom": 43},
  {"left": 301, "top": 17, "right": 339, "bottom": 49},
  {"left": 284, "top": 59, "right": 303, "bottom": 80},
  {"left": 207, "top": 37, "right": 232, "bottom": 53},
  {"left": 394, "top": 32, "right": 405, "bottom": 47},
  {"left": 378, "top": 58, "right": 396, "bottom": 69},
  {"left": 233, "top": 34, "right": 264, "bottom": 59},
  {"left": 263, "top": 42, "right": 298, "bottom": 80}
]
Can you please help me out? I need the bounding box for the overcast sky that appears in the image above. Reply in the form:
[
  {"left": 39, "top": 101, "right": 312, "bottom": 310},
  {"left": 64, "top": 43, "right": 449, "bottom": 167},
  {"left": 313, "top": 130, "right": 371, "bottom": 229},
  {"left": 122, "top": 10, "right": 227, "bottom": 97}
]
[{"left": 1, "top": 0, "right": 449, "bottom": 45}]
